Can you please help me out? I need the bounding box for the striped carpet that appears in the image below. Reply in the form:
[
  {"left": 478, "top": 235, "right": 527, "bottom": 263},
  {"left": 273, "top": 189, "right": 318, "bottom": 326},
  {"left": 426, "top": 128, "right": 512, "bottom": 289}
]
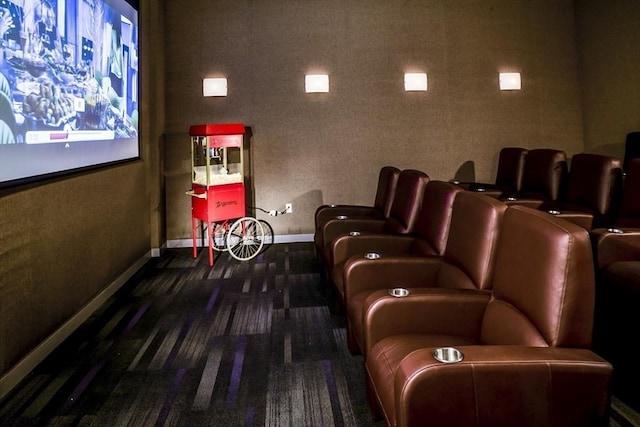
[
  {"left": 0, "top": 243, "right": 638, "bottom": 426},
  {"left": 0, "top": 244, "right": 381, "bottom": 426}
]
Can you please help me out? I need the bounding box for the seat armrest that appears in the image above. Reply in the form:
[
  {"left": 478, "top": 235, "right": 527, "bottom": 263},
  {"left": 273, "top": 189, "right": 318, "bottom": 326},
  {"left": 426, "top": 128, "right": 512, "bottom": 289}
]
[
  {"left": 503, "top": 198, "right": 545, "bottom": 209},
  {"left": 387, "top": 346, "right": 612, "bottom": 427},
  {"left": 331, "top": 234, "right": 415, "bottom": 267},
  {"left": 466, "top": 186, "right": 504, "bottom": 199},
  {"left": 315, "top": 205, "right": 374, "bottom": 229},
  {"left": 322, "top": 218, "right": 386, "bottom": 249},
  {"left": 363, "top": 290, "right": 490, "bottom": 355},
  {"left": 549, "top": 211, "right": 594, "bottom": 230},
  {"left": 593, "top": 229, "right": 640, "bottom": 268},
  {"left": 343, "top": 256, "right": 442, "bottom": 300}
]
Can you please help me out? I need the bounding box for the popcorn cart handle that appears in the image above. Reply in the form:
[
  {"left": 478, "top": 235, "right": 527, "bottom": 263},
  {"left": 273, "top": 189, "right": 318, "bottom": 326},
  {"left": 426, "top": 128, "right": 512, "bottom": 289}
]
[{"left": 186, "top": 190, "right": 207, "bottom": 199}]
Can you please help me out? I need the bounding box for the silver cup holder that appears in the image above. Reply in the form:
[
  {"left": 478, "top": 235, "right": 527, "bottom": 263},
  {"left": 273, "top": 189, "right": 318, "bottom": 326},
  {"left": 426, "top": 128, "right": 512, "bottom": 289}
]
[
  {"left": 388, "top": 287, "right": 409, "bottom": 297},
  {"left": 349, "top": 231, "right": 361, "bottom": 236},
  {"left": 548, "top": 210, "right": 561, "bottom": 215},
  {"left": 475, "top": 187, "right": 486, "bottom": 192},
  {"left": 607, "top": 228, "right": 624, "bottom": 234},
  {"left": 336, "top": 215, "right": 348, "bottom": 220},
  {"left": 433, "top": 347, "right": 464, "bottom": 364},
  {"left": 365, "top": 252, "right": 381, "bottom": 260},
  {"left": 330, "top": 204, "right": 337, "bottom": 207},
  {"left": 506, "top": 196, "right": 517, "bottom": 201}
]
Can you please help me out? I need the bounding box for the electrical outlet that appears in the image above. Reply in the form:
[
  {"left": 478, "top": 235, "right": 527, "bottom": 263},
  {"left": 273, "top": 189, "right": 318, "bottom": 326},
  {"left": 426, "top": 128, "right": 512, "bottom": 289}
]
[{"left": 285, "top": 203, "right": 293, "bottom": 214}]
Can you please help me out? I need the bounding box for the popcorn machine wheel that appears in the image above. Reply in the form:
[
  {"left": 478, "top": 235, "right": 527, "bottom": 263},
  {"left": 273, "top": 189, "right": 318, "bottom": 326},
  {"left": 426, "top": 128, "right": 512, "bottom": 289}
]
[{"left": 186, "top": 123, "right": 264, "bottom": 266}]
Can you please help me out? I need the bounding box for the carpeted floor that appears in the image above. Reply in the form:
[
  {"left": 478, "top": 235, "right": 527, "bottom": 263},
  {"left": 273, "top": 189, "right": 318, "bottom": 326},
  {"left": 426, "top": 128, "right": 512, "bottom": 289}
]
[
  {"left": 0, "top": 244, "right": 384, "bottom": 426},
  {"left": 1, "top": 243, "right": 639, "bottom": 426}
]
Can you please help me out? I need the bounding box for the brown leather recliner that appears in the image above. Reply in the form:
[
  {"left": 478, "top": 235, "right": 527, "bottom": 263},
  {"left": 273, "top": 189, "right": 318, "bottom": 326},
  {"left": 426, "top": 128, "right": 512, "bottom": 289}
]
[
  {"left": 541, "top": 152, "right": 623, "bottom": 230},
  {"left": 364, "top": 206, "right": 612, "bottom": 427},
  {"left": 455, "top": 146, "right": 528, "bottom": 198},
  {"left": 342, "top": 191, "right": 507, "bottom": 356},
  {"left": 592, "top": 233, "right": 640, "bottom": 413},
  {"left": 328, "top": 181, "right": 463, "bottom": 340},
  {"left": 500, "top": 148, "right": 568, "bottom": 208},
  {"left": 319, "top": 169, "right": 429, "bottom": 274},
  {"left": 613, "top": 157, "right": 640, "bottom": 228},
  {"left": 589, "top": 157, "right": 640, "bottom": 261},
  {"left": 314, "top": 166, "right": 401, "bottom": 259}
]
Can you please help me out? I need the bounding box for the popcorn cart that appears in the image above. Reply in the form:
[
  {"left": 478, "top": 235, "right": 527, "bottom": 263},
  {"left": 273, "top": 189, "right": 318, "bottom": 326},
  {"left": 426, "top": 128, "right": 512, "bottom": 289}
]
[{"left": 186, "top": 123, "right": 264, "bottom": 266}]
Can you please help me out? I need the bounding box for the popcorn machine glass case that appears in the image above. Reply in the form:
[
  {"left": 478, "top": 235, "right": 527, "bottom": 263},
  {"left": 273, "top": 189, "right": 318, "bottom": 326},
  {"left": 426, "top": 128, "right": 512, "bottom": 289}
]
[
  {"left": 187, "top": 123, "right": 264, "bottom": 266},
  {"left": 189, "top": 123, "right": 246, "bottom": 221}
]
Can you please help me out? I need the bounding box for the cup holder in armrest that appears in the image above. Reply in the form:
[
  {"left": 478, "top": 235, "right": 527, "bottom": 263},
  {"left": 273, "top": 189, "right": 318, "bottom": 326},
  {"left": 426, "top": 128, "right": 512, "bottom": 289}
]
[
  {"left": 433, "top": 347, "right": 464, "bottom": 363},
  {"left": 607, "top": 228, "right": 624, "bottom": 234},
  {"left": 388, "top": 287, "right": 409, "bottom": 297},
  {"left": 365, "top": 252, "right": 381, "bottom": 260},
  {"left": 349, "top": 231, "right": 361, "bottom": 236},
  {"left": 336, "top": 215, "right": 348, "bottom": 220}
]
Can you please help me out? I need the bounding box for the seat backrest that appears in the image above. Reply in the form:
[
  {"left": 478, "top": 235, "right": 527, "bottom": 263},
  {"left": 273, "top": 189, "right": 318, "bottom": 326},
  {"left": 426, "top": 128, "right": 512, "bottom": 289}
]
[
  {"left": 494, "top": 147, "right": 528, "bottom": 192},
  {"left": 435, "top": 192, "right": 508, "bottom": 291},
  {"left": 481, "top": 206, "right": 595, "bottom": 348},
  {"left": 563, "top": 153, "right": 623, "bottom": 219},
  {"left": 518, "top": 148, "right": 567, "bottom": 201},
  {"left": 409, "top": 180, "right": 463, "bottom": 256},
  {"left": 314, "top": 166, "right": 400, "bottom": 233},
  {"left": 383, "top": 169, "right": 430, "bottom": 234},
  {"left": 624, "top": 131, "right": 640, "bottom": 171},
  {"left": 372, "top": 166, "right": 402, "bottom": 218},
  {"left": 617, "top": 158, "right": 640, "bottom": 227}
]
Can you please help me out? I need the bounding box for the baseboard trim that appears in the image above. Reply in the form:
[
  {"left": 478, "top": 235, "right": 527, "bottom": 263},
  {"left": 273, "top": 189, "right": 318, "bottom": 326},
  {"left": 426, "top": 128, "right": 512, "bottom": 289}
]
[
  {"left": 166, "top": 234, "right": 313, "bottom": 249},
  {"left": 150, "top": 241, "right": 167, "bottom": 258},
  {"left": 0, "top": 252, "right": 151, "bottom": 400}
]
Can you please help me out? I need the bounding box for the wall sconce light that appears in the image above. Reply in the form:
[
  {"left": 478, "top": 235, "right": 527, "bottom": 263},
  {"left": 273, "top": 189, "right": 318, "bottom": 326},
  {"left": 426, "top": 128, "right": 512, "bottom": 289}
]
[
  {"left": 203, "top": 77, "right": 228, "bottom": 97},
  {"left": 404, "top": 73, "right": 428, "bottom": 91},
  {"left": 499, "top": 73, "right": 521, "bottom": 90},
  {"left": 305, "top": 74, "right": 329, "bottom": 93}
]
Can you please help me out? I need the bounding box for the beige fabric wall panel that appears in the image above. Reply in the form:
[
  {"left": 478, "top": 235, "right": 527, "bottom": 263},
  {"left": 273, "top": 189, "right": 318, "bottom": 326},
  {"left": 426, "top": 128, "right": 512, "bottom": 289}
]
[
  {"left": 575, "top": 0, "right": 640, "bottom": 158},
  {"left": 0, "top": 163, "right": 150, "bottom": 378},
  {"left": 164, "top": 0, "right": 584, "bottom": 237}
]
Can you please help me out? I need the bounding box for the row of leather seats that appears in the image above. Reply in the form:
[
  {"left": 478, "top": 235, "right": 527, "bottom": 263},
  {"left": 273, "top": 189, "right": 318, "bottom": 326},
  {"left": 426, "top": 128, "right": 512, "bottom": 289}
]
[
  {"left": 455, "top": 147, "right": 631, "bottom": 230},
  {"left": 590, "top": 158, "right": 640, "bottom": 413},
  {"left": 313, "top": 166, "right": 615, "bottom": 426}
]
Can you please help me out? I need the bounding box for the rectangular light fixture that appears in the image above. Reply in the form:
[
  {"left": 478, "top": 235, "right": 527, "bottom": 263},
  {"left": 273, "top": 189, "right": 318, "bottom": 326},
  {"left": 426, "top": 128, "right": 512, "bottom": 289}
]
[
  {"left": 305, "top": 74, "right": 329, "bottom": 93},
  {"left": 203, "top": 77, "right": 228, "bottom": 97},
  {"left": 499, "top": 73, "right": 521, "bottom": 90},
  {"left": 404, "top": 73, "right": 428, "bottom": 91}
]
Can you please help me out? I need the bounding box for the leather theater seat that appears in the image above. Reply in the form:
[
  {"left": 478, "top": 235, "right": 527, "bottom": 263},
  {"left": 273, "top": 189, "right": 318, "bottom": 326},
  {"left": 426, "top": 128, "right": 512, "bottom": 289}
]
[
  {"left": 343, "top": 191, "right": 507, "bottom": 356},
  {"left": 314, "top": 166, "right": 401, "bottom": 259},
  {"left": 364, "top": 205, "right": 612, "bottom": 427},
  {"left": 623, "top": 131, "right": 640, "bottom": 171},
  {"left": 328, "top": 181, "right": 463, "bottom": 350},
  {"left": 454, "top": 146, "right": 528, "bottom": 198},
  {"left": 540, "top": 152, "right": 623, "bottom": 230},
  {"left": 592, "top": 229, "right": 640, "bottom": 413},
  {"left": 319, "top": 169, "right": 430, "bottom": 277},
  {"left": 614, "top": 158, "right": 640, "bottom": 228},
  {"left": 500, "top": 148, "right": 568, "bottom": 208},
  {"left": 590, "top": 157, "right": 640, "bottom": 258}
]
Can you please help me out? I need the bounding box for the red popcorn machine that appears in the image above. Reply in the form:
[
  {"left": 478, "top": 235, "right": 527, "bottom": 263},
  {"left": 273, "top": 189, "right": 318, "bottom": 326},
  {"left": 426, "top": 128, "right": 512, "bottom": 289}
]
[{"left": 187, "top": 123, "right": 265, "bottom": 266}]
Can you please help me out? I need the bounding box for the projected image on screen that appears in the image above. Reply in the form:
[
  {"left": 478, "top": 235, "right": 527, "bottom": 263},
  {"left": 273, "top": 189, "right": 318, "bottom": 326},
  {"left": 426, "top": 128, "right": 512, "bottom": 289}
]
[{"left": 0, "top": 0, "right": 138, "bottom": 187}]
